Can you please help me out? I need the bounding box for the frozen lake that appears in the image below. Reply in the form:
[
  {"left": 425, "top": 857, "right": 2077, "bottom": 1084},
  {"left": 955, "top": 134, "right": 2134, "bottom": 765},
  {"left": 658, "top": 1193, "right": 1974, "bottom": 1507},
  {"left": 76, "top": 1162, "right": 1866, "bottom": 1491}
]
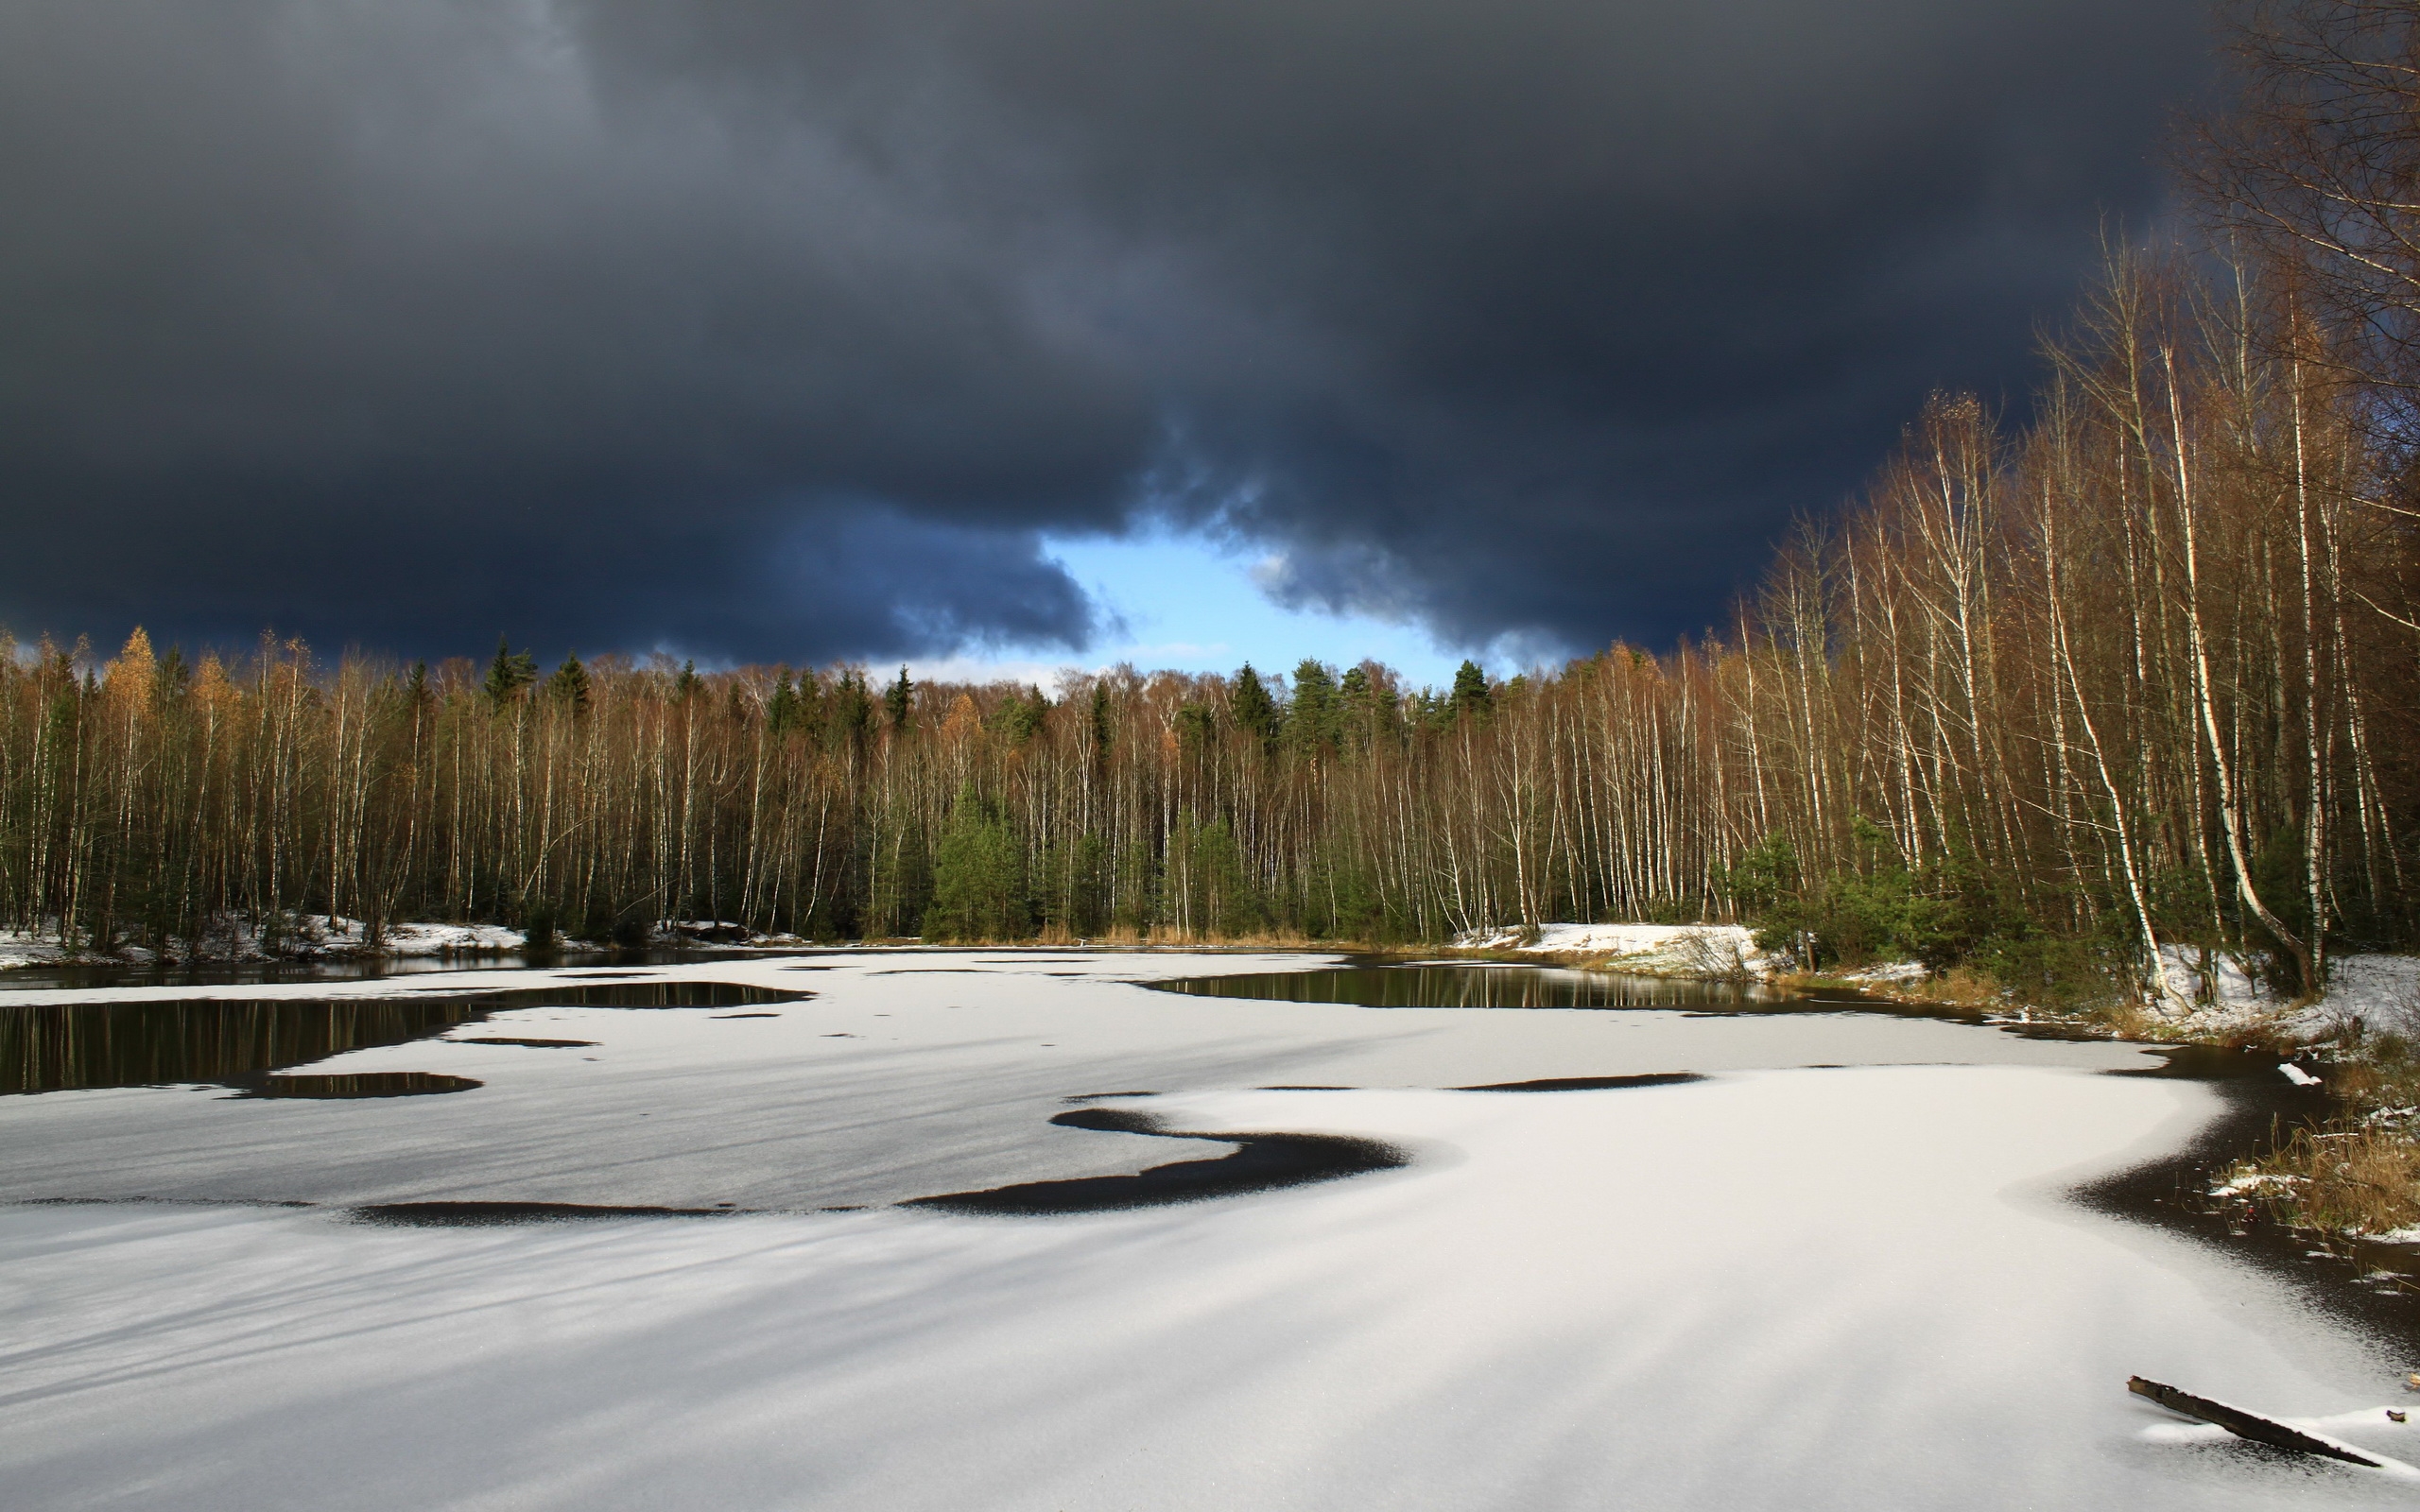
[{"left": 3, "top": 951, "right": 2414, "bottom": 1508}]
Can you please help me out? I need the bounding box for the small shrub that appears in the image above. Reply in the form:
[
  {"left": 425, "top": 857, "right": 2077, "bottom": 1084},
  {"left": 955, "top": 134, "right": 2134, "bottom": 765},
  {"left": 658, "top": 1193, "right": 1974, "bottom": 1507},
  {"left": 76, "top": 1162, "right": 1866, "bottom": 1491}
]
[{"left": 1968, "top": 930, "right": 2130, "bottom": 1013}]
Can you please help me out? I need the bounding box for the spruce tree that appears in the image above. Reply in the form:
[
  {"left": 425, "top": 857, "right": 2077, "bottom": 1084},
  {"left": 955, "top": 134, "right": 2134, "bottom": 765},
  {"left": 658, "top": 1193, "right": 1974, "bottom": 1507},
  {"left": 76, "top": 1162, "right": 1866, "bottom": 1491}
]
[
  {"left": 157, "top": 644, "right": 190, "bottom": 704},
  {"left": 1088, "top": 680, "right": 1114, "bottom": 762},
  {"left": 1231, "top": 663, "right": 1279, "bottom": 749},
  {"left": 483, "top": 637, "right": 537, "bottom": 708},
  {"left": 792, "top": 666, "right": 824, "bottom": 736},
  {"left": 830, "top": 667, "right": 873, "bottom": 747},
  {"left": 545, "top": 654, "right": 591, "bottom": 714},
  {"left": 925, "top": 784, "right": 1027, "bottom": 940},
  {"left": 992, "top": 684, "right": 1048, "bottom": 745},
  {"left": 766, "top": 669, "right": 799, "bottom": 736},
  {"left": 1449, "top": 659, "right": 1492, "bottom": 720},
  {"left": 1175, "top": 701, "right": 1215, "bottom": 748},
  {"left": 886, "top": 665, "right": 914, "bottom": 730},
  {"left": 1288, "top": 658, "right": 1339, "bottom": 756}
]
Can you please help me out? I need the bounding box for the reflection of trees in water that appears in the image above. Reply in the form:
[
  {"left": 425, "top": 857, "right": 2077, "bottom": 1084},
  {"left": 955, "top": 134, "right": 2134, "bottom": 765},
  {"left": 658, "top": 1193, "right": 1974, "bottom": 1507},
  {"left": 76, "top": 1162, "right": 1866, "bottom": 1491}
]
[
  {"left": 1158, "top": 967, "right": 1756, "bottom": 1011},
  {"left": 0, "top": 981, "right": 801, "bottom": 1095},
  {"left": 2, "top": 998, "right": 481, "bottom": 1095}
]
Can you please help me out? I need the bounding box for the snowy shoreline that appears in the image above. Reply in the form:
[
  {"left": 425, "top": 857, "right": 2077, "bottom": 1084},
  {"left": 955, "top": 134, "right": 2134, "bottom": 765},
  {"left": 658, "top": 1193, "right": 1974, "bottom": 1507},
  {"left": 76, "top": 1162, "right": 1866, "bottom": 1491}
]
[
  {"left": 0, "top": 916, "right": 812, "bottom": 972},
  {"left": 13, "top": 910, "right": 2412, "bottom": 1053},
  {"left": 1448, "top": 921, "right": 2420, "bottom": 1045}
]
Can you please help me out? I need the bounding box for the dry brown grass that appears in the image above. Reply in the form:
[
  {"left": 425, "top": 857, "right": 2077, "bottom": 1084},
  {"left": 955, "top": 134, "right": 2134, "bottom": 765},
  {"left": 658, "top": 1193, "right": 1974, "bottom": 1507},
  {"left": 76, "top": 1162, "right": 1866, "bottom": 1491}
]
[
  {"left": 2086, "top": 999, "right": 2167, "bottom": 1039},
  {"left": 2313, "top": 1054, "right": 2420, "bottom": 1108},
  {"left": 2225, "top": 1124, "right": 2420, "bottom": 1237},
  {"left": 2073, "top": 996, "right": 2298, "bottom": 1050},
  {"left": 1920, "top": 968, "right": 2001, "bottom": 1007}
]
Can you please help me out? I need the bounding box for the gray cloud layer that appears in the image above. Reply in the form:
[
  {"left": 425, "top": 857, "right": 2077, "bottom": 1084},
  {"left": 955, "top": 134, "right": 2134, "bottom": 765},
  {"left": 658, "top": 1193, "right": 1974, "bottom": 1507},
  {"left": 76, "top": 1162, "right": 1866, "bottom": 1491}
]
[{"left": 0, "top": 0, "right": 2208, "bottom": 661}]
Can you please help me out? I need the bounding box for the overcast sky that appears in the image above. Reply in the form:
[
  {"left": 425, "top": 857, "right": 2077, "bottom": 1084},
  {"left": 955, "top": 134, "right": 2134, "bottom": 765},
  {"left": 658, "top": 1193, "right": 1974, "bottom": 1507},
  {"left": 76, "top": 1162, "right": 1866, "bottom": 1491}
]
[{"left": 0, "top": 0, "right": 2212, "bottom": 675}]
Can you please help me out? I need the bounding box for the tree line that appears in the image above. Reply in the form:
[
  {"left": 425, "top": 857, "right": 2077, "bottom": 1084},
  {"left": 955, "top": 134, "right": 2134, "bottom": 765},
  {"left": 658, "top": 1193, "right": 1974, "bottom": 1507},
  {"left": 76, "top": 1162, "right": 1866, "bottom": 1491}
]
[{"left": 4, "top": 0, "right": 2419, "bottom": 1005}]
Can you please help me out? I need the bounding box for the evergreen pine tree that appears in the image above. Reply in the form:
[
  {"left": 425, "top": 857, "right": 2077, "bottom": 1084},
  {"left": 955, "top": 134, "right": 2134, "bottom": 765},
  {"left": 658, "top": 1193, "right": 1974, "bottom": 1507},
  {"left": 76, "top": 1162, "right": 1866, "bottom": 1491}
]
[
  {"left": 156, "top": 645, "right": 191, "bottom": 708},
  {"left": 1230, "top": 663, "right": 1279, "bottom": 748},
  {"left": 545, "top": 653, "right": 591, "bottom": 714},
  {"left": 792, "top": 667, "right": 824, "bottom": 735},
  {"left": 766, "top": 668, "right": 799, "bottom": 736},
  {"left": 992, "top": 685, "right": 1048, "bottom": 745},
  {"left": 675, "top": 660, "right": 700, "bottom": 701},
  {"left": 1288, "top": 658, "right": 1339, "bottom": 756},
  {"left": 925, "top": 784, "right": 1028, "bottom": 940},
  {"left": 830, "top": 667, "right": 873, "bottom": 747},
  {"left": 1175, "top": 702, "right": 1215, "bottom": 748},
  {"left": 1448, "top": 659, "right": 1492, "bottom": 720},
  {"left": 1088, "top": 680, "right": 1114, "bottom": 762},
  {"left": 483, "top": 637, "right": 538, "bottom": 707},
  {"left": 886, "top": 665, "right": 914, "bottom": 730}
]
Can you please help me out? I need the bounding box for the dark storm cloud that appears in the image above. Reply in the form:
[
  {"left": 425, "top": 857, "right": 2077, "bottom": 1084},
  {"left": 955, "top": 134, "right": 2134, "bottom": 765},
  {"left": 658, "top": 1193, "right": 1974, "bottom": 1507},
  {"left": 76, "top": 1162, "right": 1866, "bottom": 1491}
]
[{"left": 0, "top": 0, "right": 2209, "bottom": 662}]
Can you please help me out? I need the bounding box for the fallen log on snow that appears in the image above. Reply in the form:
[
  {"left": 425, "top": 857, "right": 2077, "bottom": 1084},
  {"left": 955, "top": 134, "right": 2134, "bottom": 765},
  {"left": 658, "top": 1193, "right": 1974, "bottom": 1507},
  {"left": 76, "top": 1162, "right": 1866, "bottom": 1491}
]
[{"left": 2129, "top": 1376, "right": 2387, "bottom": 1468}]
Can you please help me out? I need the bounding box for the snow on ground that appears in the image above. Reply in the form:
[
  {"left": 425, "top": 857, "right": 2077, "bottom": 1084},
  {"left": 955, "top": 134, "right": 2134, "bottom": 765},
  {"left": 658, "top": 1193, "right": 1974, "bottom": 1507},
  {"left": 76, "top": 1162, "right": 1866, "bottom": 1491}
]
[
  {"left": 2294, "top": 955, "right": 2420, "bottom": 1040},
  {"left": 0, "top": 915, "right": 528, "bottom": 970},
  {"left": 363, "top": 919, "right": 527, "bottom": 954},
  {"left": 1455, "top": 921, "right": 1778, "bottom": 977},
  {"left": 1, "top": 953, "right": 2414, "bottom": 1508},
  {"left": 2159, "top": 944, "right": 2268, "bottom": 1012},
  {"left": 0, "top": 928, "right": 70, "bottom": 971},
  {"left": 2148, "top": 947, "right": 2420, "bottom": 1041},
  {"left": 1836, "top": 959, "right": 1932, "bottom": 987}
]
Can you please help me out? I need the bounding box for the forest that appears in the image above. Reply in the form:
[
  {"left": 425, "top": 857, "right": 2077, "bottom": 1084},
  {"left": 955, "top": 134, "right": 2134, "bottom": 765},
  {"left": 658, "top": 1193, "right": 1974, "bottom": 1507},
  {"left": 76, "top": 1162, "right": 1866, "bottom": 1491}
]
[{"left": 5, "top": 0, "right": 2420, "bottom": 1007}]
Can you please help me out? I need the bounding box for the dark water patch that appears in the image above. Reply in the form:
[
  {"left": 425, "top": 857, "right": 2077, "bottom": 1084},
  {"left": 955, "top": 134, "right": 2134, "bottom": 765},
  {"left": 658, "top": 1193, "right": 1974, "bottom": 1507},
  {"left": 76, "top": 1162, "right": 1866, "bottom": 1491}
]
[
  {"left": 18, "top": 1194, "right": 319, "bottom": 1211},
  {"left": 3, "top": 996, "right": 493, "bottom": 1095},
  {"left": 0, "top": 947, "right": 727, "bottom": 992},
  {"left": 2076, "top": 1046, "right": 2420, "bottom": 1358},
  {"left": 1457, "top": 1073, "right": 1707, "bottom": 1092},
  {"left": 1258, "top": 1084, "right": 1354, "bottom": 1091},
  {"left": 712, "top": 1012, "right": 781, "bottom": 1019},
  {"left": 446, "top": 1037, "right": 597, "bottom": 1049},
  {"left": 2106, "top": 1043, "right": 2305, "bottom": 1082},
  {"left": 426, "top": 982, "right": 806, "bottom": 1010},
  {"left": 236, "top": 1072, "right": 482, "bottom": 1099},
  {"left": 1157, "top": 964, "right": 2124, "bottom": 1048},
  {"left": 2, "top": 981, "right": 805, "bottom": 1095},
  {"left": 352, "top": 1200, "right": 741, "bottom": 1226},
  {"left": 903, "top": 1107, "right": 1408, "bottom": 1214},
  {"left": 1155, "top": 964, "right": 1769, "bottom": 1011}
]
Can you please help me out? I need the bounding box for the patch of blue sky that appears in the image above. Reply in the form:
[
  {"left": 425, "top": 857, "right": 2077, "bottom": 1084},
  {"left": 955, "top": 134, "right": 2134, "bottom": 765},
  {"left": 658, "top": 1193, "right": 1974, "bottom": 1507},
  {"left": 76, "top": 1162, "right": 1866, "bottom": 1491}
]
[{"left": 906, "top": 530, "right": 1492, "bottom": 694}]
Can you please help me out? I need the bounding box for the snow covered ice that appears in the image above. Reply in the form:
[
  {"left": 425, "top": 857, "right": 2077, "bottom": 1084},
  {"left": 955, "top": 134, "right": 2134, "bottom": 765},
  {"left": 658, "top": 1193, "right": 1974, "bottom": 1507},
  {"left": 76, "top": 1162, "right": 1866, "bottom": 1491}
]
[{"left": 3, "top": 952, "right": 2415, "bottom": 1508}]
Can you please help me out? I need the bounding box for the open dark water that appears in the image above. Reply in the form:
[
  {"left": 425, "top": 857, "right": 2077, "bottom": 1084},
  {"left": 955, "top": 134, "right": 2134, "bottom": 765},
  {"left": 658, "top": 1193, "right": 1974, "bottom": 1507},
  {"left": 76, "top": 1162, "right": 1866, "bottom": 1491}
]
[
  {"left": 1152, "top": 963, "right": 1771, "bottom": 1010},
  {"left": 0, "top": 981, "right": 807, "bottom": 1096},
  {"left": 1150, "top": 960, "right": 2011, "bottom": 1023},
  {"left": 0, "top": 947, "right": 724, "bottom": 992}
]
